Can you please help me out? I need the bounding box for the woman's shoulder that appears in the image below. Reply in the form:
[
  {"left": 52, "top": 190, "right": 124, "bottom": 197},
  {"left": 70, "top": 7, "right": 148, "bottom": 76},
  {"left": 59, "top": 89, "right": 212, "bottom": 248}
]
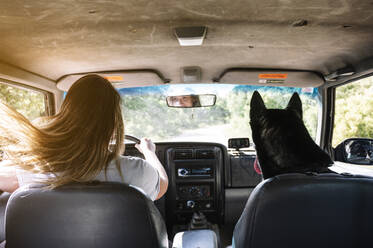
[
  {"left": 115, "top": 155, "right": 147, "bottom": 167},
  {"left": 105, "top": 155, "right": 151, "bottom": 177}
]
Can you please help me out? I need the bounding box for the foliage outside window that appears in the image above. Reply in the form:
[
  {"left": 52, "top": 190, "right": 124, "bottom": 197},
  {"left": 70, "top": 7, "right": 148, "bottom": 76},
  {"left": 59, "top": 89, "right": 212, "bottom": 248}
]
[
  {"left": 333, "top": 76, "right": 373, "bottom": 147},
  {"left": 0, "top": 82, "right": 46, "bottom": 121},
  {"left": 120, "top": 85, "right": 319, "bottom": 146}
]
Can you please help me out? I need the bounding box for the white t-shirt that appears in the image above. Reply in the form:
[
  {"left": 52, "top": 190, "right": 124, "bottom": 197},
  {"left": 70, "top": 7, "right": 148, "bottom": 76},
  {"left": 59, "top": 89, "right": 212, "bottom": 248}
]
[{"left": 16, "top": 156, "right": 161, "bottom": 201}]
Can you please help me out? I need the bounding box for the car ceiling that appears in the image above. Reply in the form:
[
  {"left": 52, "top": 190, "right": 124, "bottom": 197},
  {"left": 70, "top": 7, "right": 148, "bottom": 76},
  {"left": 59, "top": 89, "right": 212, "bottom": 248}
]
[{"left": 0, "top": 0, "right": 373, "bottom": 84}]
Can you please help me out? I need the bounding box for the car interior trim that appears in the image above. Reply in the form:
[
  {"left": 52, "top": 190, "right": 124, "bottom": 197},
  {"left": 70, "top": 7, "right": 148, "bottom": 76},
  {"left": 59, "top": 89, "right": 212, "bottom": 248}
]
[
  {"left": 214, "top": 68, "right": 325, "bottom": 87},
  {"left": 56, "top": 69, "right": 170, "bottom": 91}
]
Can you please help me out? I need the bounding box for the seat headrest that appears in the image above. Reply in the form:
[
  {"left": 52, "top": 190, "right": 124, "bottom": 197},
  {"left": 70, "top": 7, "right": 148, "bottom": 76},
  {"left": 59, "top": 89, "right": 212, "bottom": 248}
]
[
  {"left": 234, "top": 173, "right": 373, "bottom": 248},
  {"left": 5, "top": 182, "right": 168, "bottom": 248}
]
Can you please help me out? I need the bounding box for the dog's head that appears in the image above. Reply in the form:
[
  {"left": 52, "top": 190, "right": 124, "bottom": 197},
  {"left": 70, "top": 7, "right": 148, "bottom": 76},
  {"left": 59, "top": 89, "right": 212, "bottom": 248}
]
[{"left": 250, "top": 91, "right": 332, "bottom": 179}]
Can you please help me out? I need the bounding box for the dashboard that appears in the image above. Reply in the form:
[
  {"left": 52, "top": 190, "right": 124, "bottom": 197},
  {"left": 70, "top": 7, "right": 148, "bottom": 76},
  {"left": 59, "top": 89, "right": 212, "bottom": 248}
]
[
  {"left": 165, "top": 145, "right": 225, "bottom": 228},
  {"left": 124, "top": 141, "right": 262, "bottom": 234}
]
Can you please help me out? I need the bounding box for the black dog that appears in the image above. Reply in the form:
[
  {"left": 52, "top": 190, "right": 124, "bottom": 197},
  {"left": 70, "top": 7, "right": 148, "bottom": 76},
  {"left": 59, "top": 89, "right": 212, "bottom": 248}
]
[{"left": 250, "top": 91, "right": 333, "bottom": 179}]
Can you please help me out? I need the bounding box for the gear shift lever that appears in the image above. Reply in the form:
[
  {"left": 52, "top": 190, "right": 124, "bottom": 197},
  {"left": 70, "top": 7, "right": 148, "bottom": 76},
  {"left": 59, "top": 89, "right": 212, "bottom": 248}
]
[{"left": 189, "top": 211, "right": 211, "bottom": 230}]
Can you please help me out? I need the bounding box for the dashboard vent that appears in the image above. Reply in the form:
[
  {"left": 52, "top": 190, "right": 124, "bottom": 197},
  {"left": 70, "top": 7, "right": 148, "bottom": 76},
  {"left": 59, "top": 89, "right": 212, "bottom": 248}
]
[
  {"left": 174, "top": 149, "right": 193, "bottom": 160},
  {"left": 196, "top": 149, "right": 215, "bottom": 159}
]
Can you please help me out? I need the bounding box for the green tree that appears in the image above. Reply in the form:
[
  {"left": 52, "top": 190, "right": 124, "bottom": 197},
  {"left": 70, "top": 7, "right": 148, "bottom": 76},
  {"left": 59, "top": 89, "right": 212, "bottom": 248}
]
[
  {"left": 333, "top": 76, "right": 373, "bottom": 146},
  {"left": 121, "top": 93, "right": 227, "bottom": 140},
  {"left": 120, "top": 87, "right": 319, "bottom": 143},
  {"left": 223, "top": 90, "right": 318, "bottom": 140},
  {"left": 0, "top": 83, "right": 46, "bottom": 120}
]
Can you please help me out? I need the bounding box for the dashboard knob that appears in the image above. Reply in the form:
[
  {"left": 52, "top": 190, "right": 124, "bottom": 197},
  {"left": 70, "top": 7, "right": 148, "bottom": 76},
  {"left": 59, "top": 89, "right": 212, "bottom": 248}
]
[
  {"left": 186, "top": 200, "right": 195, "bottom": 208},
  {"left": 179, "top": 169, "right": 188, "bottom": 176},
  {"left": 189, "top": 187, "right": 199, "bottom": 196}
]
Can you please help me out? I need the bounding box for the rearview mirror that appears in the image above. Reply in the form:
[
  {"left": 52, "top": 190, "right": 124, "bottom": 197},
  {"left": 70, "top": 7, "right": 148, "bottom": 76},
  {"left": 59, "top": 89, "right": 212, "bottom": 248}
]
[
  {"left": 166, "top": 94, "right": 216, "bottom": 108},
  {"left": 334, "top": 138, "right": 373, "bottom": 165}
]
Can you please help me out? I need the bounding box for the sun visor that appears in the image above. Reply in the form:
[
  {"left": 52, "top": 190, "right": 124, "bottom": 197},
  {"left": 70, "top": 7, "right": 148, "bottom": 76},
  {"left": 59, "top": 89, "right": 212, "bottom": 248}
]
[
  {"left": 214, "top": 69, "right": 324, "bottom": 87},
  {"left": 56, "top": 70, "right": 169, "bottom": 91}
]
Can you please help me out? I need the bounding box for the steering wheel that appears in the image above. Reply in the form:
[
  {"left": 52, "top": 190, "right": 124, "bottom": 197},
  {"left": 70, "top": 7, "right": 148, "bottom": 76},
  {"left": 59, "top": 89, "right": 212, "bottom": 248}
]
[{"left": 124, "top": 135, "right": 140, "bottom": 144}]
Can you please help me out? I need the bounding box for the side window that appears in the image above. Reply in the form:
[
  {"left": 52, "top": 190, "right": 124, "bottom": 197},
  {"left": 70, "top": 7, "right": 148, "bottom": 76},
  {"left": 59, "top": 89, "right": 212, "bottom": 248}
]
[
  {"left": 0, "top": 81, "right": 47, "bottom": 121},
  {"left": 333, "top": 76, "right": 373, "bottom": 147},
  {"left": 332, "top": 76, "right": 373, "bottom": 168}
]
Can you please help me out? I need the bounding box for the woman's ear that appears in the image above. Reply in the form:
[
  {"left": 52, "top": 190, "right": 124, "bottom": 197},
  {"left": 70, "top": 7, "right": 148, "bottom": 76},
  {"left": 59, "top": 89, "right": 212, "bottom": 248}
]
[
  {"left": 250, "top": 91, "right": 266, "bottom": 121},
  {"left": 286, "top": 93, "right": 303, "bottom": 118}
]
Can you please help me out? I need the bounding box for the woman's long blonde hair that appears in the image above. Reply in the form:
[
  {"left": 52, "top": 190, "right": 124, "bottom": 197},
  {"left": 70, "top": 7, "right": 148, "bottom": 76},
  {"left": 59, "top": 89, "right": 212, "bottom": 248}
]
[{"left": 0, "top": 74, "right": 124, "bottom": 187}]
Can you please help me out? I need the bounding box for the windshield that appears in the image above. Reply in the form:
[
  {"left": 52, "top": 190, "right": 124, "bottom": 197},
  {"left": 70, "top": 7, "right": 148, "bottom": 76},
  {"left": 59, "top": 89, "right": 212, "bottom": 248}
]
[{"left": 119, "top": 84, "right": 320, "bottom": 146}]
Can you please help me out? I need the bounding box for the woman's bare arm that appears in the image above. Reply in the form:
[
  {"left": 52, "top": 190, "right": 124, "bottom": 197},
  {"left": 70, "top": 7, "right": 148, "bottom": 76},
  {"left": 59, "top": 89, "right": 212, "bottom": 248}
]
[
  {"left": 0, "top": 162, "right": 19, "bottom": 193},
  {"left": 135, "top": 138, "right": 169, "bottom": 200}
]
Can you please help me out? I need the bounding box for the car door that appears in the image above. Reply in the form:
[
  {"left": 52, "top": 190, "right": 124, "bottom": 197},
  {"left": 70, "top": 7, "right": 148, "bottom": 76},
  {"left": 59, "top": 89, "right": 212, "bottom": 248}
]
[
  {"left": 0, "top": 79, "right": 51, "bottom": 242},
  {"left": 331, "top": 75, "right": 373, "bottom": 175}
]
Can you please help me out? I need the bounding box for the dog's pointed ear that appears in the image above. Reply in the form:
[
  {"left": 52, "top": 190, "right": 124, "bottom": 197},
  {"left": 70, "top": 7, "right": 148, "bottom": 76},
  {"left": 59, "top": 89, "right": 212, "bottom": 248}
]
[
  {"left": 250, "top": 91, "right": 266, "bottom": 120},
  {"left": 286, "top": 93, "right": 302, "bottom": 118}
]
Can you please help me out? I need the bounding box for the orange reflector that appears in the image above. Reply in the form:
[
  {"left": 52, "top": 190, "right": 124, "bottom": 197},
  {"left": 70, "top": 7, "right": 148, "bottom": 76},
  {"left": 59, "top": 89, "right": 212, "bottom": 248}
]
[
  {"left": 103, "top": 76, "right": 124, "bottom": 82},
  {"left": 258, "top": 74, "right": 288, "bottom": 79}
]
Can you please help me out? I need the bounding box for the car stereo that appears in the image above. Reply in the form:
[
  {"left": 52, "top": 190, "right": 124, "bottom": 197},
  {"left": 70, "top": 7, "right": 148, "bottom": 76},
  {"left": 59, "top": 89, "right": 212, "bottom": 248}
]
[{"left": 177, "top": 167, "right": 213, "bottom": 178}]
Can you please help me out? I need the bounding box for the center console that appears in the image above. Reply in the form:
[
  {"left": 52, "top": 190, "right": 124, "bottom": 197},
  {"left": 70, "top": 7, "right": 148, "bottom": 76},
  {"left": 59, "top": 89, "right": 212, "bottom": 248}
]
[{"left": 165, "top": 144, "right": 225, "bottom": 230}]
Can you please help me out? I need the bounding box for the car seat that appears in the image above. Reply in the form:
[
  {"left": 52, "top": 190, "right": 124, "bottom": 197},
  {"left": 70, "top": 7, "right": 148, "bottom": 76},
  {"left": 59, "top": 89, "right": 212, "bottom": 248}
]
[
  {"left": 5, "top": 182, "right": 168, "bottom": 248},
  {"left": 233, "top": 173, "right": 373, "bottom": 248}
]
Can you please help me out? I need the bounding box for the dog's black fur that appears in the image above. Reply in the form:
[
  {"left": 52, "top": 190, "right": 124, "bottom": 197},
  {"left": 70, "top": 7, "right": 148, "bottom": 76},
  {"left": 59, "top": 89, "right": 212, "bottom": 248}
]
[{"left": 250, "top": 91, "right": 333, "bottom": 179}]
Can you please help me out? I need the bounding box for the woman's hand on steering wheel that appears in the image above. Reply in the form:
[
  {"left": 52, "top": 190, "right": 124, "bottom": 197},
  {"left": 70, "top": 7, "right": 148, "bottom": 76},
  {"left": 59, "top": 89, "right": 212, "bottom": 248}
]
[
  {"left": 124, "top": 135, "right": 156, "bottom": 155},
  {"left": 135, "top": 138, "right": 156, "bottom": 155}
]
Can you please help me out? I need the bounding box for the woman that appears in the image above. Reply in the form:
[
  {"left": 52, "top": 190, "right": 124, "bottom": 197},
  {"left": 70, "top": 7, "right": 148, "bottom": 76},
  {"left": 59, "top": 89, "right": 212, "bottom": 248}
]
[{"left": 0, "top": 74, "right": 168, "bottom": 201}]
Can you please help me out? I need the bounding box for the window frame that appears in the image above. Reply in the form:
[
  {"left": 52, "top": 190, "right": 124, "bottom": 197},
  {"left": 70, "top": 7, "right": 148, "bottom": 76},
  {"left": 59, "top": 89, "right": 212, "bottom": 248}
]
[
  {"left": 325, "top": 72, "right": 373, "bottom": 157},
  {"left": 0, "top": 77, "right": 55, "bottom": 117},
  {"left": 316, "top": 84, "right": 332, "bottom": 153}
]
